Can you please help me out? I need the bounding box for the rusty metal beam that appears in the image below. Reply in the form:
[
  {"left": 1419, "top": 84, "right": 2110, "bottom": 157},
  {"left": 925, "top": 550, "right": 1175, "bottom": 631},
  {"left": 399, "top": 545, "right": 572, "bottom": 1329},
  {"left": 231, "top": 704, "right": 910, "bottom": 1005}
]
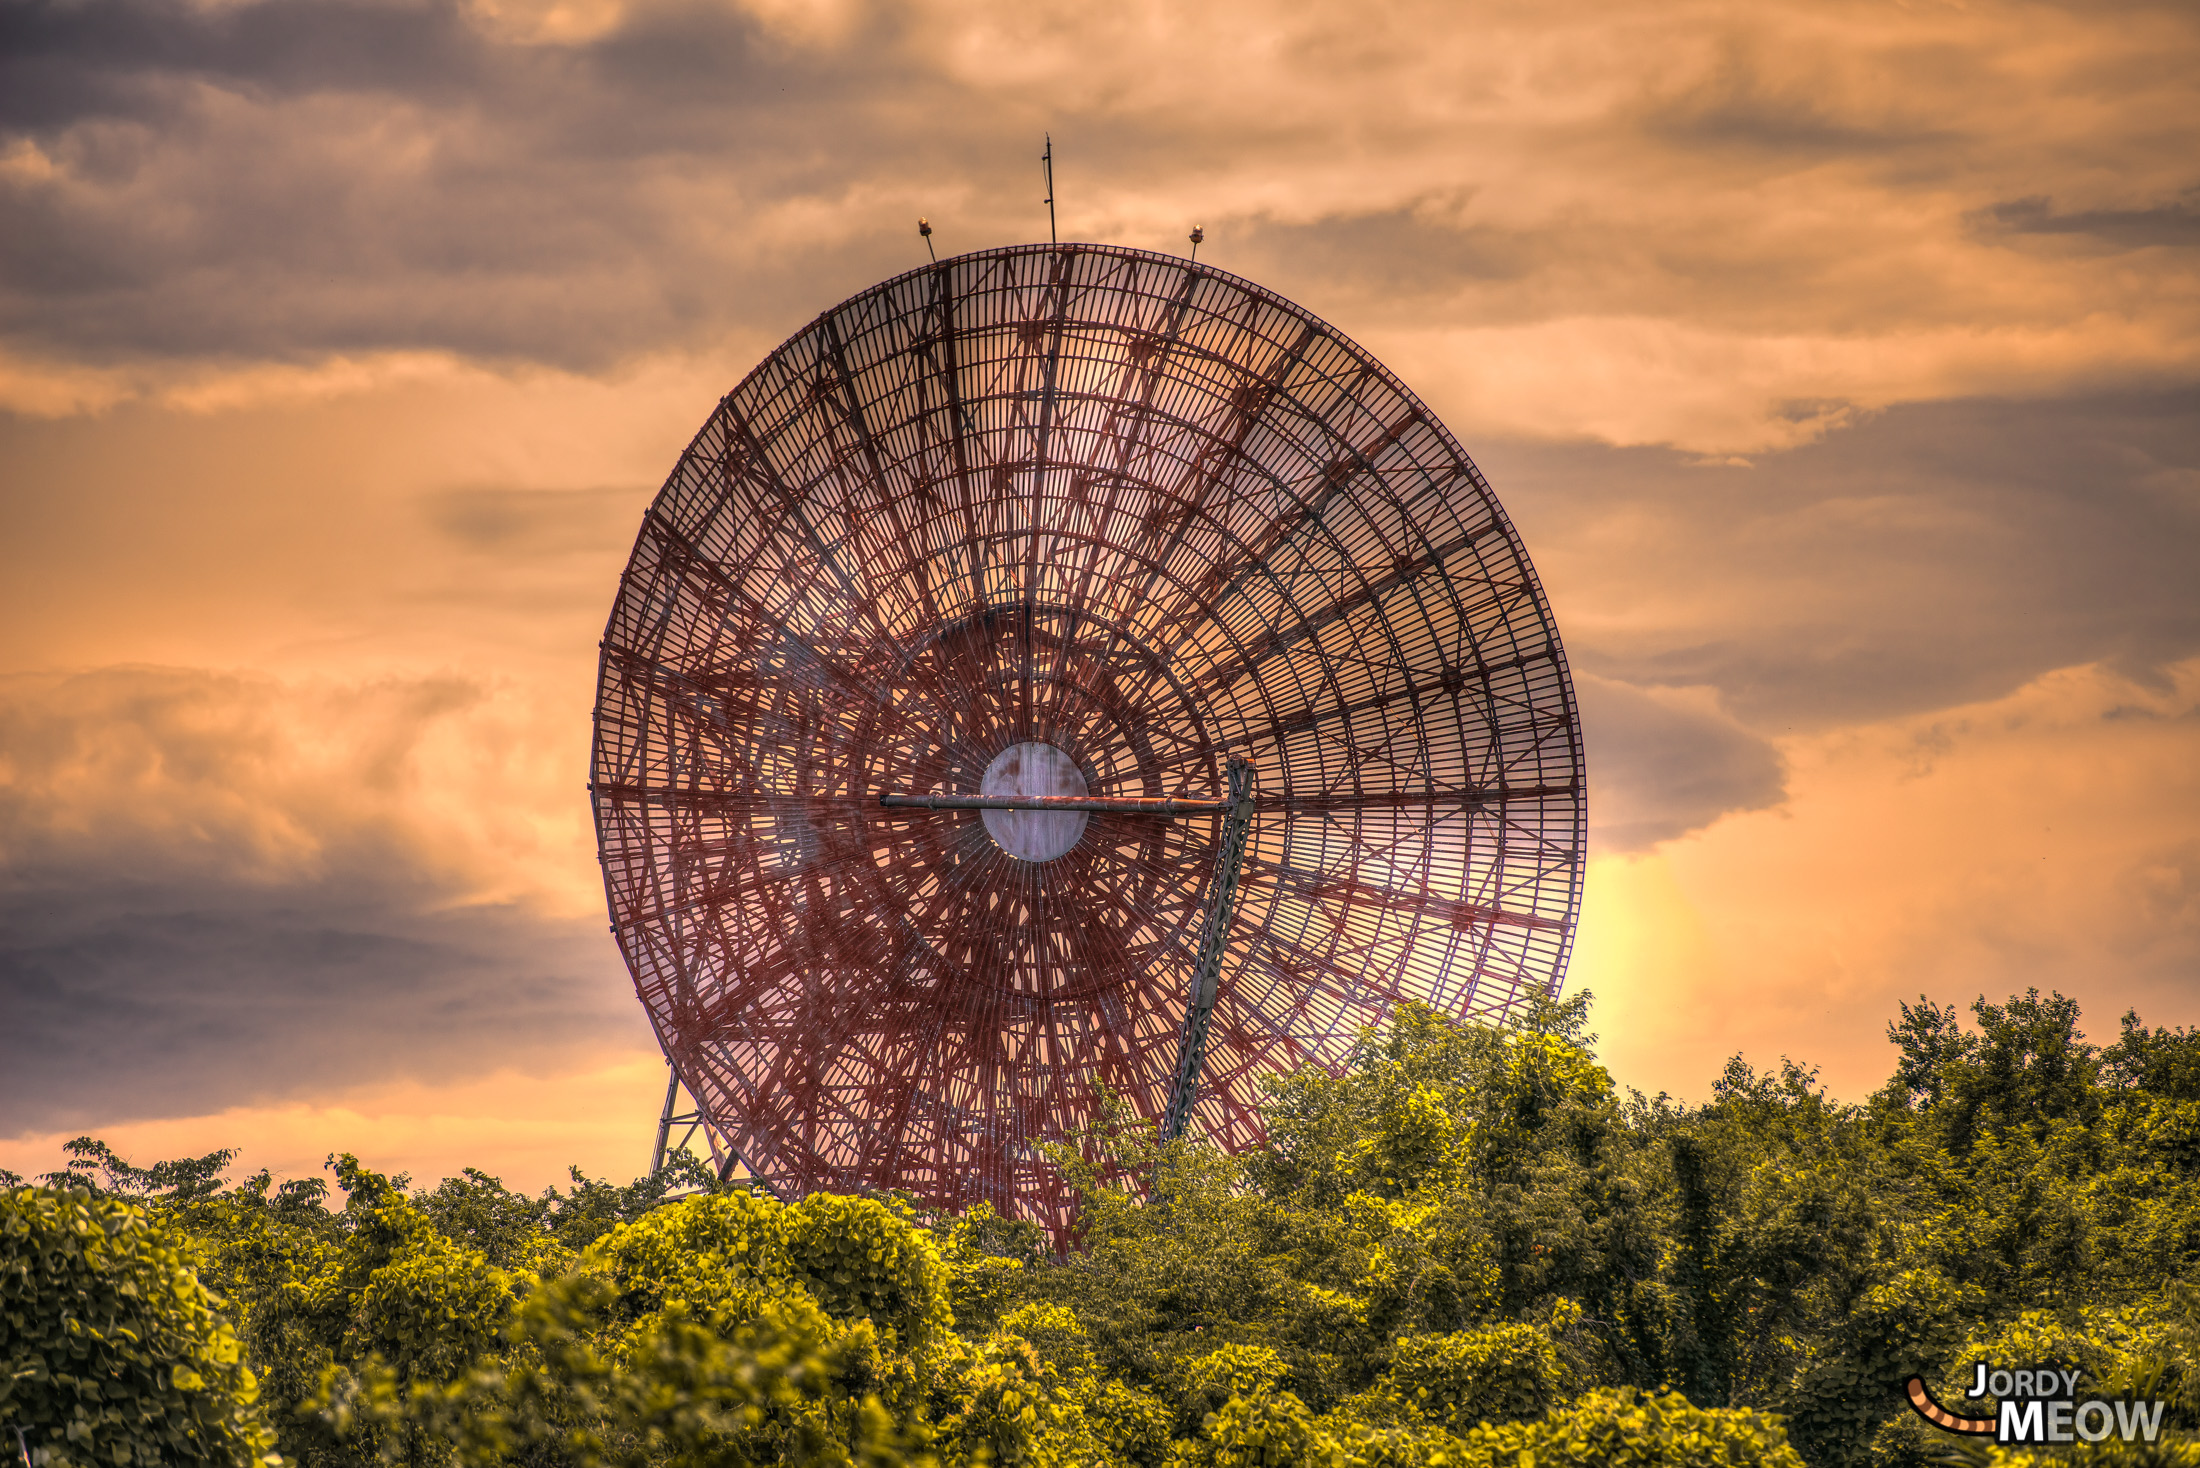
[
  {"left": 880, "top": 792, "right": 1230, "bottom": 814},
  {"left": 1161, "top": 758, "right": 1257, "bottom": 1143}
]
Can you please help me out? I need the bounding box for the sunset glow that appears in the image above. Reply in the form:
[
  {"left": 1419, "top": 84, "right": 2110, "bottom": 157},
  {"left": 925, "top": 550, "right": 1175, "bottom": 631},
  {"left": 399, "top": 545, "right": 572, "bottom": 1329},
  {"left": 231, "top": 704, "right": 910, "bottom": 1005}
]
[{"left": 3, "top": 0, "right": 2194, "bottom": 1190}]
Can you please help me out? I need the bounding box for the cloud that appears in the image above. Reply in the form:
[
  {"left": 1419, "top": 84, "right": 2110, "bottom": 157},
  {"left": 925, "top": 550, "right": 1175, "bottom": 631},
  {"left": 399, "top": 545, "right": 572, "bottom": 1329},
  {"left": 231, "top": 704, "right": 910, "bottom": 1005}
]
[
  {"left": 1476, "top": 390, "right": 2200, "bottom": 731},
  {"left": 1, "top": 0, "right": 2195, "bottom": 451},
  {"left": 0, "top": 881, "right": 644, "bottom": 1134},
  {"left": 0, "top": 665, "right": 598, "bottom": 899},
  {"left": 0, "top": 0, "right": 930, "bottom": 368},
  {"left": 1635, "top": 33, "right": 1956, "bottom": 157},
  {"left": 0, "top": 666, "right": 647, "bottom": 1133},
  {"left": 424, "top": 483, "right": 642, "bottom": 557},
  {"left": 1575, "top": 658, "right": 2200, "bottom": 1102},
  {"left": 1974, "top": 193, "right": 2200, "bottom": 252},
  {"left": 1577, "top": 674, "right": 1783, "bottom": 853},
  {"left": 2, "top": 0, "right": 2196, "bottom": 1153}
]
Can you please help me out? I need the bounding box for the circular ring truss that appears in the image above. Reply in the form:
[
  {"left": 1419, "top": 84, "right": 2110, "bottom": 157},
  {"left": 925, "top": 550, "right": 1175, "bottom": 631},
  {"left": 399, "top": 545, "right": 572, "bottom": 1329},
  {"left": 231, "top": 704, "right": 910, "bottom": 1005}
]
[{"left": 591, "top": 243, "right": 1585, "bottom": 1234}]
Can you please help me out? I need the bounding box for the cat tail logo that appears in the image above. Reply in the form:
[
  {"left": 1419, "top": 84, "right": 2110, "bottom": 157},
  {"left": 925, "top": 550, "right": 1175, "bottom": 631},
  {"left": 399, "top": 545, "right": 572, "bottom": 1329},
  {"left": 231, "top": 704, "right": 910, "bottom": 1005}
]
[
  {"left": 1904, "top": 1363, "right": 2171, "bottom": 1445},
  {"left": 1904, "top": 1376, "right": 1996, "bottom": 1437}
]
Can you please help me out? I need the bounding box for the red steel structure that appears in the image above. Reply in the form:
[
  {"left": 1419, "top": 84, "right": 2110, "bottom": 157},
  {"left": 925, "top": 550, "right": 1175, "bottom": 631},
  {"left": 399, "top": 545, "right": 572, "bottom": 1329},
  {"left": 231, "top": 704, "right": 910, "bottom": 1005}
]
[{"left": 591, "top": 243, "right": 1585, "bottom": 1237}]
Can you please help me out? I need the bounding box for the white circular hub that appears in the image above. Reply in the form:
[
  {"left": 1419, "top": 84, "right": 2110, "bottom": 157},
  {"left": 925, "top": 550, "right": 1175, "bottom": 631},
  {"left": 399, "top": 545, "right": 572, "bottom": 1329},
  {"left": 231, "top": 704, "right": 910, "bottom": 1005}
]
[{"left": 980, "top": 742, "right": 1089, "bottom": 862}]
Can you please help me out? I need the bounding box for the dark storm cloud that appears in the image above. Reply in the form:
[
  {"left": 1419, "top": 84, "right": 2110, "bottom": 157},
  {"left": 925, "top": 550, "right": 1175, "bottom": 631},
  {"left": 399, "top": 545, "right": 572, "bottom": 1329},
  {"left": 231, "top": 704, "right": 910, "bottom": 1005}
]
[
  {"left": 0, "top": 0, "right": 947, "bottom": 366},
  {"left": 1638, "top": 45, "right": 1955, "bottom": 158},
  {"left": 1974, "top": 194, "right": 2200, "bottom": 252},
  {"left": 1225, "top": 208, "right": 1535, "bottom": 300},
  {"left": 1478, "top": 390, "right": 2200, "bottom": 732},
  {"left": 0, "top": 880, "right": 642, "bottom": 1132},
  {"left": 425, "top": 484, "right": 643, "bottom": 556},
  {"left": 0, "top": 666, "right": 646, "bottom": 1133},
  {"left": 2, "top": 0, "right": 2195, "bottom": 404},
  {"left": 1576, "top": 674, "right": 1784, "bottom": 853},
  {"left": 0, "top": 0, "right": 494, "bottom": 127}
]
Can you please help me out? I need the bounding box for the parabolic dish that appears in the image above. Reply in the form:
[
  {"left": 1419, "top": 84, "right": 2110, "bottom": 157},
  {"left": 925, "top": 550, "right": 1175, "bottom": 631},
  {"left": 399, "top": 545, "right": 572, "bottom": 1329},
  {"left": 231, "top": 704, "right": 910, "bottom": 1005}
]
[{"left": 590, "top": 243, "right": 1584, "bottom": 1232}]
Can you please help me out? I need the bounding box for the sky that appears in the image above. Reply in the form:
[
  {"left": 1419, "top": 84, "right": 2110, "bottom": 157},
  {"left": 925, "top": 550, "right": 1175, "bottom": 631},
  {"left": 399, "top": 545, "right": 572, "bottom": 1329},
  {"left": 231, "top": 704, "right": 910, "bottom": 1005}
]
[{"left": 2, "top": 0, "right": 2196, "bottom": 1192}]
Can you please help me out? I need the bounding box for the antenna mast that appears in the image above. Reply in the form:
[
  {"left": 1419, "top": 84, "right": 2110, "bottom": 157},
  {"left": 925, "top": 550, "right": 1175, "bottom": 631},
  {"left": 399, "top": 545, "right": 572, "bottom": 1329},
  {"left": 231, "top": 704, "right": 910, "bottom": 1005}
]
[{"left": 1042, "top": 135, "right": 1057, "bottom": 244}]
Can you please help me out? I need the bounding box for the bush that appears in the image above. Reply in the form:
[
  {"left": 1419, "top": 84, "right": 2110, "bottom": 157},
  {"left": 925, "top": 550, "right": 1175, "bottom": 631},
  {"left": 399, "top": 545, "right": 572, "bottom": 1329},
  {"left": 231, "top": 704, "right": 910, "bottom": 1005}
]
[
  {"left": 316, "top": 1263, "right": 915, "bottom": 1468},
  {"left": 934, "top": 1332, "right": 1071, "bottom": 1468},
  {"left": 1183, "top": 1390, "right": 1336, "bottom": 1468},
  {"left": 786, "top": 1192, "right": 952, "bottom": 1358},
  {"left": 1174, "top": 1345, "right": 1294, "bottom": 1435},
  {"left": 1000, "top": 1302, "right": 1099, "bottom": 1377},
  {"left": 1085, "top": 1378, "right": 1175, "bottom": 1468},
  {"left": 1470, "top": 1388, "right": 1803, "bottom": 1467},
  {"left": 589, "top": 1188, "right": 794, "bottom": 1329},
  {"left": 1778, "top": 1267, "right": 1983, "bottom": 1468},
  {"left": 937, "top": 1203, "right": 1042, "bottom": 1334},
  {"left": 0, "top": 1187, "right": 278, "bottom": 1468},
  {"left": 1384, "top": 1323, "right": 1561, "bottom": 1430}
]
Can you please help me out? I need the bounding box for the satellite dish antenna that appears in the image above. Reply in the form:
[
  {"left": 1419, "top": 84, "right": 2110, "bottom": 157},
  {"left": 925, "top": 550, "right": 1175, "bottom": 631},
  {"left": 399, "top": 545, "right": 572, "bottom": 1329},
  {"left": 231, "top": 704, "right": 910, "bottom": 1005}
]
[{"left": 592, "top": 244, "right": 1584, "bottom": 1237}]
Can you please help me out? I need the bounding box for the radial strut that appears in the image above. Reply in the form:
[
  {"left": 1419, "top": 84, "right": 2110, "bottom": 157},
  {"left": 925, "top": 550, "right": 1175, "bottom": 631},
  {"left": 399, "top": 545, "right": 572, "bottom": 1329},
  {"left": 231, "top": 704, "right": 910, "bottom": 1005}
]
[
  {"left": 1162, "top": 757, "right": 1256, "bottom": 1142},
  {"left": 878, "top": 792, "right": 1230, "bottom": 814}
]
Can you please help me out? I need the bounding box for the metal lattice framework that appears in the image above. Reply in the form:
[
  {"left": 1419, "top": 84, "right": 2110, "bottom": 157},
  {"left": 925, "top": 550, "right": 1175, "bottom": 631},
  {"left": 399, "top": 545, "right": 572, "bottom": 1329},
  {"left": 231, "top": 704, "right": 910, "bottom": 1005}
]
[{"left": 591, "top": 243, "right": 1584, "bottom": 1236}]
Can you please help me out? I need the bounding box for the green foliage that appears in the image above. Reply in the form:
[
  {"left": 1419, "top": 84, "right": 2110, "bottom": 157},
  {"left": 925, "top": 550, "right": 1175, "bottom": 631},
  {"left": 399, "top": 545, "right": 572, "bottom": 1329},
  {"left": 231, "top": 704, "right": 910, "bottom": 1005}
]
[
  {"left": 580, "top": 1299, "right": 905, "bottom": 1468},
  {"left": 998, "top": 1304, "right": 1098, "bottom": 1378},
  {"left": 409, "top": 1170, "right": 565, "bottom": 1274},
  {"left": 32, "top": 1137, "right": 244, "bottom": 1203},
  {"left": 590, "top": 1188, "right": 794, "bottom": 1332},
  {"left": 1083, "top": 1379, "right": 1174, "bottom": 1468},
  {"left": 1985, "top": 1446, "right": 2200, "bottom": 1467},
  {"left": 1468, "top": 1388, "right": 1805, "bottom": 1467},
  {"left": 1184, "top": 1389, "right": 1333, "bottom": 1468},
  {"left": 319, "top": 1269, "right": 913, "bottom": 1468},
  {"left": 1174, "top": 1346, "right": 1295, "bottom": 1435},
  {"left": 785, "top": 1193, "right": 951, "bottom": 1359},
  {"left": 1174, "top": 1386, "right": 1806, "bottom": 1468},
  {"left": 290, "top": 1158, "right": 517, "bottom": 1379},
  {"left": 12, "top": 983, "right": 2199, "bottom": 1468},
  {"left": 539, "top": 1154, "right": 739, "bottom": 1252},
  {"left": 1382, "top": 1323, "right": 1562, "bottom": 1430},
  {"left": 1777, "top": 1267, "right": 1983, "bottom": 1467},
  {"left": 0, "top": 1187, "right": 277, "bottom": 1468},
  {"left": 2104, "top": 1013, "right": 2200, "bottom": 1102},
  {"left": 937, "top": 1204, "right": 1045, "bottom": 1335},
  {"left": 931, "top": 1332, "right": 1070, "bottom": 1468}
]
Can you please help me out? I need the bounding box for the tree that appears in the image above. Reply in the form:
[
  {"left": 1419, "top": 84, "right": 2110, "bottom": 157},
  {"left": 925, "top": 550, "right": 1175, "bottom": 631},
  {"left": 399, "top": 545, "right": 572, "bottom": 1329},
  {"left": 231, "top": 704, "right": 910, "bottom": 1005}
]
[
  {"left": 0, "top": 1186, "right": 278, "bottom": 1468},
  {"left": 12, "top": 982, "right": 2198, "bottom": 1468}
]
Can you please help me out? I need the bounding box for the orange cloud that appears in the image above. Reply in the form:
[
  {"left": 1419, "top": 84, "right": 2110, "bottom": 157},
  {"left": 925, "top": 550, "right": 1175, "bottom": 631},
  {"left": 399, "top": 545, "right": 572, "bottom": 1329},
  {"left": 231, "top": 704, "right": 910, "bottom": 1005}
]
[
  {"left": 1580, "top": 658, "right": 2200, "bottom": 1102},
  {"left": 1, "top": 0, "right": 2194, "bottom": 1184},
  {"left": 2, "top": 0, "right": 2193, "bottom": 452}
]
